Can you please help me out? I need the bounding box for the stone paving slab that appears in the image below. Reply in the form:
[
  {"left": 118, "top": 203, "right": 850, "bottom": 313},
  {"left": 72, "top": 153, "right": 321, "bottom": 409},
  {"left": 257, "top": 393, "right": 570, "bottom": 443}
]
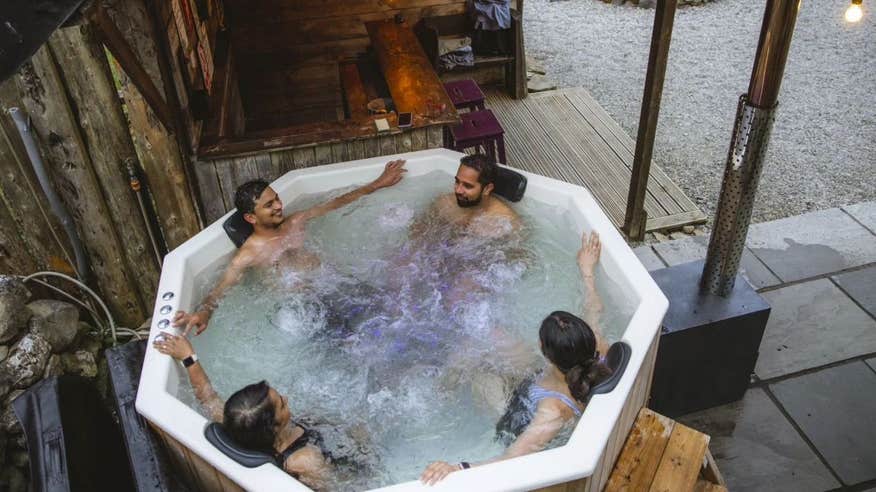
[
  {"left": 756, "top": 278, "right": 876, "bottom": 380},
  {"left": 633, "top": 245, "right": 666, "bottom": 271},
  {"left": 746, "top": 208, "right": 876, "bottom": 283},
  {"left": 678, "top": 388, "right": 839, "bottom": 492},
  {"left": 771, "top": 361, "right": 876, "bottom": 485},
  {"left": 651, "top": 235, "right": 782, "bottom": 289},
  {"left": 832, "top": 266, "right": 876, "bottom": 319},
  {"left": 843, "top": 201, "right": 876, "bottom": 234}
]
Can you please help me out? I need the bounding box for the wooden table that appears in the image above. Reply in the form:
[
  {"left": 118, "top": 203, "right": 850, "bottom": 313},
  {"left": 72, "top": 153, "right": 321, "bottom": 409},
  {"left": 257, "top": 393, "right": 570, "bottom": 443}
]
[{"left": 365, "top": 19, "right": 458, "bottom": 127}]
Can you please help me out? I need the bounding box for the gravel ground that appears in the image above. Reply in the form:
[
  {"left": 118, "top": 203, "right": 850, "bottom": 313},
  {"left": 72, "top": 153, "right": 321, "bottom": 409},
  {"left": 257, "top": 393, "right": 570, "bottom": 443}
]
[{"left": 524, "top": 0, "right": 876, "bottom": 224}]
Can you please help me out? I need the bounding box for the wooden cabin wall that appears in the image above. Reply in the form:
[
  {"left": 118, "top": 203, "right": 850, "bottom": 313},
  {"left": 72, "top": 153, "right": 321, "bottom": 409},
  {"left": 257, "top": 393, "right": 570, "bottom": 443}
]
[
  {"left": 195, "top": 126, "right": 444, "bottom": 224},
  {"left": 223, "top": 0, "right": 467, "bottom": 131}
]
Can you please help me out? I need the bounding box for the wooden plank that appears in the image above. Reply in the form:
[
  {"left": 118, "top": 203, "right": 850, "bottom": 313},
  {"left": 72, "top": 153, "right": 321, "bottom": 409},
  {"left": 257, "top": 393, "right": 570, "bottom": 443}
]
[
  {"left": 648, "top": 422, "right": 710, "bottom": 492},
  {"left": 0, "top": 82, "right": 74, "bottom": 273},
  {"left": 17, "top": 45, "right": 146, "bottom": 326},
  {"left": 379, "top": 134, "right": 397, "bottom": 157},
  {"left": 604, "top": 409, "right": 675, "bottom": 492},
  {"left": 331, "top": 142, "right": 349, "bottom": 163},
  {"left": 232, "top": 155, "right": 260, "bottom": 189},
  {"left": 193, "top": 160, "right": 226, "bottom": 223},
  {"left": 50, "top": 24, "right": 160, "bottom": 307},
  {"left": 693, "top": 481, "right": 727, "bottom": 492},
  {"left": 104, "top": 0, "right": 201, "bottom": 249},
  {"left": 340, "top": 62, "right": 370, "bottom": 119},
  {"left": 564, "top": 89, "right": 694, "bottom": 214},
  {"left": 271, "top": 150, "right": 295, "bottom": 175},
  {"left": 292, "top": 147, "right": 316, "bottom": 169},
  {"left": 701, "top": 449, "right": 726, "bottom": 487},
  {"left": 411, "top": 127, "right": 428, "bottom": 151},
  {"left": 314, "top": 144, "right": 334, "bottom": 165},
  {"left": 645, "top": 210, "right": 707, "bottom": 232},
  {"left": 348, "top": 139, "right": 366, "bottom": 161},
  {"left": 396, "top": 131, "right": 414, "bottom": 153},
  {"left": 363, "top": 136, "right": 381, "bottom": 158},
  {"left": 253, "top": 153, "right": 275, "bottom": 181},
  {"left": 427, "top": 126, "right": 444, "bottom": 149},
  {"left": 213, "top": 158, "right": 237, "bottom": 212},
  {"left": 0, "top": 199, "right": 39, "bottom": 275}
]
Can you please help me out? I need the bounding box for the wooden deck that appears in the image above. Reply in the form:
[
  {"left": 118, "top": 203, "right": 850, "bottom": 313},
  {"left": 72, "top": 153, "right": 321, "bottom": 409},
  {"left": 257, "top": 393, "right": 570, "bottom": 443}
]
[{"left": 486, "top": 88, "right": 706, "bottom": 233}]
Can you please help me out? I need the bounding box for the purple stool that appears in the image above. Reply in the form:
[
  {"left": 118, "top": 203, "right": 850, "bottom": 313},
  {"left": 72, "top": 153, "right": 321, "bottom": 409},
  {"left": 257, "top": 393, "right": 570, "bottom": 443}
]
[
  {"left": 443, "top": 79, "right": 486, "bottom": 112},
  {"left": 447, "top": 109, "right": 507, "bottom": 164}
]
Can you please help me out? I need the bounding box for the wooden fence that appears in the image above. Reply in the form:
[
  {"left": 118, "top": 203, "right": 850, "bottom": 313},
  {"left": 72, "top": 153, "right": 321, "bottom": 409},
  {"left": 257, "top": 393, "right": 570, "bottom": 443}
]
[{"left": 0, "top": 0, "right": 201, "bottom": 327}]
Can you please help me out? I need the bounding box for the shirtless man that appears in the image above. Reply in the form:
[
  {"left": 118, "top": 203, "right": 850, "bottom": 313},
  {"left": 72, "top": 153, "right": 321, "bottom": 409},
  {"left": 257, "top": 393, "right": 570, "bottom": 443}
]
[
  {"left": 417, "top": 153, "right": 521, "bottom": 239},
  {"left": 174, "top": 160, "right": 407, "bottom": 335}
]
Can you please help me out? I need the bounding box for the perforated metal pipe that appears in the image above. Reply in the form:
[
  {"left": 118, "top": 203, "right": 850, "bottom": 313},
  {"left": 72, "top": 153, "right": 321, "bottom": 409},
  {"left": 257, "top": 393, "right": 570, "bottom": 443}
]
[{"left": 701, "top": 0, "right": 799, "bottom": 296}]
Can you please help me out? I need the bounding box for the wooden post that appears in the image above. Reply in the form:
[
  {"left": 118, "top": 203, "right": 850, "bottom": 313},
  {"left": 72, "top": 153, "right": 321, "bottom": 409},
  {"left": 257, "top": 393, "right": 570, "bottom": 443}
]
[
  {"left": 0, "top": 80, "right": 76, "bottom": 275},
  {"left": 47, "top": 23, "right": 160, "bottom": 307},
  {"left": 622, "top": 0, "right": 677, "bottom": 241},
  {"left": 104, "top": 0, "right": 202, "bottom": 249},
  {"left": 15, "top": 45, "right": 147, "bottom": 327}
]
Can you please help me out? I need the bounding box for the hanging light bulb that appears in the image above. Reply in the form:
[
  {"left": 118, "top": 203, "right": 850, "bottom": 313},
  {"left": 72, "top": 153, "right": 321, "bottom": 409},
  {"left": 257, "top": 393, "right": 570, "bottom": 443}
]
[{"left": 845, "top": 0, "right": 864, "bottom": 23}]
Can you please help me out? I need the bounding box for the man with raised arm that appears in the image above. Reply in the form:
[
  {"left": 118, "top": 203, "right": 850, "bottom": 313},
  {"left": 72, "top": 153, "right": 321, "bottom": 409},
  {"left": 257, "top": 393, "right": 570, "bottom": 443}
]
[{"left": 174, "top": 160, "right": 407, "bottom": 335}]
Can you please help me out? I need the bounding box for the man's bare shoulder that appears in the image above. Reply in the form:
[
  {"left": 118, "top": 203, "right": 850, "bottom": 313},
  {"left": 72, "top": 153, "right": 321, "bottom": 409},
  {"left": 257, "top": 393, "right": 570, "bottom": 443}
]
[{"left": 489, "top": 197, "right": 521, "bottom": 225}]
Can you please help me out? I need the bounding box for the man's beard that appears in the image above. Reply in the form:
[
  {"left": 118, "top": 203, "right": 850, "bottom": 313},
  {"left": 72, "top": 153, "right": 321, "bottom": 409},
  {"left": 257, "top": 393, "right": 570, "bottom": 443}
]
[{"left": 456, "top": 193, "right": 482, "bottom": 208}]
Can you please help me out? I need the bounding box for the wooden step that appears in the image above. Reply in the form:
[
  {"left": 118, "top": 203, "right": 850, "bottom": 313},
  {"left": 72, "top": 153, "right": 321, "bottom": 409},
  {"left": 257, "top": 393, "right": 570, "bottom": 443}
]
[{"left": 605, "top": 408, "right": 725, "bottom": 492}]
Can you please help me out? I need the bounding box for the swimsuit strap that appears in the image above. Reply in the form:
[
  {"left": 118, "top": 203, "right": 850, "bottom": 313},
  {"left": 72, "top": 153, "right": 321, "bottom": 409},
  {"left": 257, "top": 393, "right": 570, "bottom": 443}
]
[
  {"left": 529, "top": 385, "right": 582, "bottom": 417},
  {"left": 276, "top": 423, "right": 314, "bottom": 467}
]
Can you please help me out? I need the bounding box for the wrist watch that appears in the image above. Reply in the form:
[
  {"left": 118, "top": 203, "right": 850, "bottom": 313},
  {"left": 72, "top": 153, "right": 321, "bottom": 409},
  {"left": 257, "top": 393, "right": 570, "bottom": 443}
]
[{"left": 182, "top": 353, "right": 199, "bottom": 368}]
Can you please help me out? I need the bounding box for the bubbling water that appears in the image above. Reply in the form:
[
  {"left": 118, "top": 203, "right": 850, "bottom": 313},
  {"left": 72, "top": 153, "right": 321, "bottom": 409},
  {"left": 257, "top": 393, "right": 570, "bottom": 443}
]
[{"left": 188, "top": 171, "right": 635, "bottom": 489}]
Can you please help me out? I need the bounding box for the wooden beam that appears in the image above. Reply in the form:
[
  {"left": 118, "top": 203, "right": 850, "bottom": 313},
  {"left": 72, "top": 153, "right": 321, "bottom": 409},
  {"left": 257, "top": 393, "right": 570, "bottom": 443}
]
[
  {"left": 622, "top": 0, "right": 677, "bottom": 241},
  {"left": 90, "top": 5, "right": 176, "bottom": 132}
]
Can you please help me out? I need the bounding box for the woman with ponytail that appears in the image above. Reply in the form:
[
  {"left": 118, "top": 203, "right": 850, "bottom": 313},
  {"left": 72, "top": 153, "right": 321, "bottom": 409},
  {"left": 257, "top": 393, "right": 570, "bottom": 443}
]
[{"left": 421, "top": 232, "right": 611, "bottom": 485}]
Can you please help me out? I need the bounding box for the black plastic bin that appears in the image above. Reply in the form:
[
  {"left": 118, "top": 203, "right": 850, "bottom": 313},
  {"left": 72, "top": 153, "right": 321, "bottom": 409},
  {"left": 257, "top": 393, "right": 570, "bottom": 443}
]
[{"left": 12, "top": 375, "right": 135, "bottom": 491}]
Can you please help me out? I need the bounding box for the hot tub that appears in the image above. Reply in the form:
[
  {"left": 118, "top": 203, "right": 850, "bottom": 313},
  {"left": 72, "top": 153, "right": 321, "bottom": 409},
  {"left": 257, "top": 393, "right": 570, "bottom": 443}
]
[{"left": 136, "top": 148, "right": 667, "bottom": 492}]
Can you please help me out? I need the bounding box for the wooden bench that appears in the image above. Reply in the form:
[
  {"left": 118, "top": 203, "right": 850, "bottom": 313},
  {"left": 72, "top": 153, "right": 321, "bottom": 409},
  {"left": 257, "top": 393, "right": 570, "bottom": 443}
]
[
  {"left": 605, "top": 408, "right": 727, "bottom": 492},
  {"left": 339, "top": 61, "right": 370, "bottom": 120}
]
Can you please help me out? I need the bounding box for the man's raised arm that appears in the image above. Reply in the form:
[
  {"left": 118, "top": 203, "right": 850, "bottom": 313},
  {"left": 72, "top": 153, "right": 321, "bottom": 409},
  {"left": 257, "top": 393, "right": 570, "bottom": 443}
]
[
  {"left": 172, "top": 250, "right": 252, "bottom": 335},
  {"left": 294, "top": 160, "right": 406, "bottom": 222}
]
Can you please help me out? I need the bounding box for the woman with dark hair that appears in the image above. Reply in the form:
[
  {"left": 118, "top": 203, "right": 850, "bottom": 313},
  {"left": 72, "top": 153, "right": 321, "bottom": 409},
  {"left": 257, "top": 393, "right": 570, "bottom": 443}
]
[
  {"left": 421, "top": 232, "right": 611, "bottom": 485},
  {"left": 153, "top": 335, "right": 331, "bottom": 489}
]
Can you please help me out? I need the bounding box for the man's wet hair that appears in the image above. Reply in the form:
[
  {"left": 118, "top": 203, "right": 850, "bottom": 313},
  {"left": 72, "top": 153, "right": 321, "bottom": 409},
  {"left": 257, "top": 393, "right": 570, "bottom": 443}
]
[
  {"left": 235, "top": 180, "right": 270, "bottom": 215},
  {"left": 460, "top": 153, "right": 497, "bottom": 186}
]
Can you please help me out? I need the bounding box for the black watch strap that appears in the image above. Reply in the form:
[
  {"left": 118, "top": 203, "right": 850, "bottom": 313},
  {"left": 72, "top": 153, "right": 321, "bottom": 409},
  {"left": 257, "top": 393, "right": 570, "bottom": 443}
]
[{"left": 182, "top": 353, "right": 199, "bottom": 368}]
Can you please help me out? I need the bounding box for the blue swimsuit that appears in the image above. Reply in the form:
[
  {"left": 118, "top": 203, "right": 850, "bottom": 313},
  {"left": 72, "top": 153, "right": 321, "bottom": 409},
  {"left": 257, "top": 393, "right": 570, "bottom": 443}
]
[{"left": 495, "top": 378, "right": 582, "bottom": 445}]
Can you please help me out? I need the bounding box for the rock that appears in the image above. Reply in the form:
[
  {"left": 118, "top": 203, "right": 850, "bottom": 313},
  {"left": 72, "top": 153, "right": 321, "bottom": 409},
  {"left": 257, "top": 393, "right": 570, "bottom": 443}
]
[
  {"left": 61, "top": 350, "right": 97, "bottom": 378},
  {"left": 76, "top": 332, "right": 102, "bottom": 359},
  {"left": 0, "top": 276, "right": 31, "bottom": 344},
  {"left": 652, "top": 231, "right": 669, "bottom": 242},
  {"left": 669, "top": 231, "right": 688, "bottom": 240},
  {"left": 0, "top": 465, "right": 28, "bottom": 492},
  {"left": 0, "top": 372, "right": 11, "bottom": 401},
  {"left": 0, "top": 346, "right": 8, "bottom": 362},
  {"left": 527, "top": 75, "right": 557, "bottom": 93},
  {"left": 682, "top": 225, "right": 696, "bottom": 234},
  {"left": 694, "top": 227, "right": 708, "bottom": 236},
  {"left": 638, "top": 0, "right": 656, "bottom": 7},
  {"left": 0, "top": 431, "right": 6, "bottom": 465},
  {"left": 43, "top": 355, "right": 64, "bottom": 378},
  {"left": 1, "top": 390, "right": 24, "bottom": 434},
  {"left": 27, "top": 300, "right": 80, "bottom": 353},
  {"left": 3, "top": 333, "right": 51, "bottom": 389}
]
